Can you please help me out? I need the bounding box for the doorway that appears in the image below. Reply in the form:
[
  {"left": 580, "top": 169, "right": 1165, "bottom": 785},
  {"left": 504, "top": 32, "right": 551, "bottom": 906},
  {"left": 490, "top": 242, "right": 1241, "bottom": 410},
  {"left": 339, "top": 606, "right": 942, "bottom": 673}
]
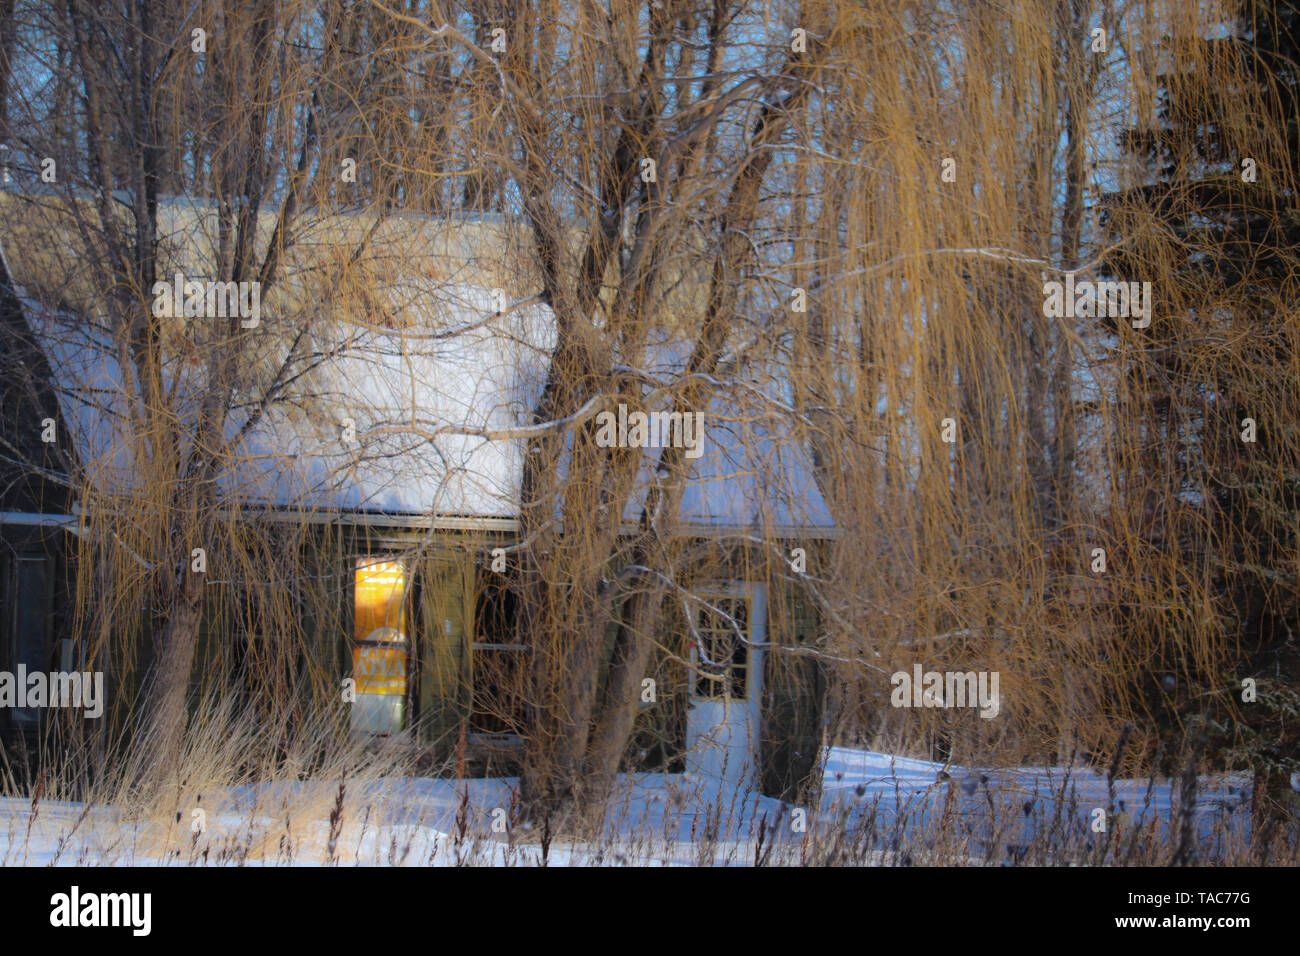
[{"left": 685, "top": 583, "right": 765, "bottom": 787}]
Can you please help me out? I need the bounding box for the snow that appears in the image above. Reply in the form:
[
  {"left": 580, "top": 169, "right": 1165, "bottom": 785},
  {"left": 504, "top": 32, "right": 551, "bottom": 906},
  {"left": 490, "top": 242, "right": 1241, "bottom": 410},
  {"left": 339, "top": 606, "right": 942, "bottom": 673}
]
[
  {"left": 221, "top": 281, "right": 556, "bottom": 516},
  {"left": 818, "top": 748, "right": 1253, "bottom": 856},
  {"left": 20, "top": 281, "right": 554, "bottom": 518},
  {"left": 673, "top": 409, "right": 835, "bottom": 530},
  {"left": 0, "top": 747, "right": 1259, "bottom": 866},
  {"left": 16, "top": 279, "right": 836, "bottom": 532}
]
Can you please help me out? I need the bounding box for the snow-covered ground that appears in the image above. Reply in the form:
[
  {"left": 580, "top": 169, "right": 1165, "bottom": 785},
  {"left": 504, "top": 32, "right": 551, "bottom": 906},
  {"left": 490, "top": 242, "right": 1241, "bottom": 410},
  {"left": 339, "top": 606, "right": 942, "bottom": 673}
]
[{"left": 0, "top": 747, "right": 1260, "bottom": 865}]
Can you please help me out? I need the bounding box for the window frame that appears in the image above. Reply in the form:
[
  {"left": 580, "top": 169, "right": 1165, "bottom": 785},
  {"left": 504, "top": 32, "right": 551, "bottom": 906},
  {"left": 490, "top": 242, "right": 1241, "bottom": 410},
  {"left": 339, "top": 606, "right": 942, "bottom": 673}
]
[
  {"left": 689, "top": 587, "right": 753, "bottom": 703},
  {"left": 350, "top": 555, "right": 411, "bottom": 735},
  {"left": 467, "top": 558, "right": 530, "bottom": 739},
  {"left": 7, "top": 553, "right": 53, "bottom": 725}
]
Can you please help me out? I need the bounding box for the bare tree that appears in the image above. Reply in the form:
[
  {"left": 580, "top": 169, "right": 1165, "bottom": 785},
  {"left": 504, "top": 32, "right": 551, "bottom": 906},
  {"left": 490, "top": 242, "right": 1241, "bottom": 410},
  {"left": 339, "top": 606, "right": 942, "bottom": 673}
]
[{"left": 0, "top": 0, "right": 406, "bottom": 795}]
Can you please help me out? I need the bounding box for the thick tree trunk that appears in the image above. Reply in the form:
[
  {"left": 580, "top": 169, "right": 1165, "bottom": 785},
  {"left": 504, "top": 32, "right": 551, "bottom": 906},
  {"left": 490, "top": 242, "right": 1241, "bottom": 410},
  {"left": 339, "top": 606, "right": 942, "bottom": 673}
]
[
  {"left": 135, "top": 565, "right": 205, "bottom": 800},
  {"left": 581, "top": 558, "right": 674, "bottom": 804}
]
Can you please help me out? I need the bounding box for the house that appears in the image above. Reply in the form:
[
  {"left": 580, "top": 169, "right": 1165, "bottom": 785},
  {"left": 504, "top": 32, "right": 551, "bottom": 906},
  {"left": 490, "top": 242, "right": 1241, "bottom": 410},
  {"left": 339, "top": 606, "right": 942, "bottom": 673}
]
[{"left": 0, "top": 197, "right": 836, "bottom": 801}]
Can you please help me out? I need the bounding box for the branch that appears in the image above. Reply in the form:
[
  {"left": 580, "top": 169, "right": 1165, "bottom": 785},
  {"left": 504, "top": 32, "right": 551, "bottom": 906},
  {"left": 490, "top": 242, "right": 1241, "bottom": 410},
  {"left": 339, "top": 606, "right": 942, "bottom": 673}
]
[{"left": 358, "top": 393, "right": 606, "bottom": 444}]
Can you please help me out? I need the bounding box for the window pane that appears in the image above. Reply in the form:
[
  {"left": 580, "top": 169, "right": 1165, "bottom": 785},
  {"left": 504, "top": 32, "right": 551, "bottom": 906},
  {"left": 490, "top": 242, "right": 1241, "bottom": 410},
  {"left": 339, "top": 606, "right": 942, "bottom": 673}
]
[
  {"left": 470, "top": 569, "right": 528, "bottom": 734},
  {"left": 694, "top": 598, "right": 748, "bottom": 700},
  {"left": 353, "top": 559, "right": 408, "bottom": 644},
  {"left": 12, "top": 558, "right": 50, "bottom": 722},
  {"left": 469, "top": 647, "right": 529, "bottom": 735},
  {"left": 352, "top": 559, "right": 408, "bottom": 734}
]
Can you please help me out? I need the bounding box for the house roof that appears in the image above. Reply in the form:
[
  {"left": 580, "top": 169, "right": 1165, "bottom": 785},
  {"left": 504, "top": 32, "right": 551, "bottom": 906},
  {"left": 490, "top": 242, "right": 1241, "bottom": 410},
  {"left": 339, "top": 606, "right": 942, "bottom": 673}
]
[
  {"left": 1, "top": 203, "right": 836, "bottom": 537},
  {"left": 15, "top": 279, "right": 554, "bottom": 520},
  {"left": 615, "top": 332, "right": 837, "bottom": 534}
]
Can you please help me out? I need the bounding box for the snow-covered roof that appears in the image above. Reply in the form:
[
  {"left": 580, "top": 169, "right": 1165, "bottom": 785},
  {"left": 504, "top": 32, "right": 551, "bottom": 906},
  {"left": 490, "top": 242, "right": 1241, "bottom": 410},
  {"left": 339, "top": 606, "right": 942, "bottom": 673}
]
[
  {"left": 19, "top": 281, "right": 551, "bottom": 519},
  {"left": 673, "top": 409, "right": 836, "bottom": 532},
  {"left": 16, "top": 277, "right": 836, "bottom": 534},
  {"left": 619, "top": 331, "right": 836, "bottom": 533}
]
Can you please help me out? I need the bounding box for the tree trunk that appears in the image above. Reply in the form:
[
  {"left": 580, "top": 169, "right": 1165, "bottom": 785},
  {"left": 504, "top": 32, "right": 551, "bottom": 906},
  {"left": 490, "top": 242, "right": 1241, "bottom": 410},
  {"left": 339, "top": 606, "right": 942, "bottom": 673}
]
[{"left": 135, "top": 565, "right": 205, "bottom": 800}]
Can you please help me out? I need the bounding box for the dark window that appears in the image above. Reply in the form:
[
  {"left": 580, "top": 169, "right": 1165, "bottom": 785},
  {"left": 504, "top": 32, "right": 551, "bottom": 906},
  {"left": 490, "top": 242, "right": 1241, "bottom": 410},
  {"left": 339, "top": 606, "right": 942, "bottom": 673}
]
[
  {"left": 469, "top": 570, "right": 529, "bottom": 735},
  {"left": 693, "top": 598, "right": 748, "bottom": 700},
  {"left": 10, "top": 557, "right": 51, "bottom": 723}
]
